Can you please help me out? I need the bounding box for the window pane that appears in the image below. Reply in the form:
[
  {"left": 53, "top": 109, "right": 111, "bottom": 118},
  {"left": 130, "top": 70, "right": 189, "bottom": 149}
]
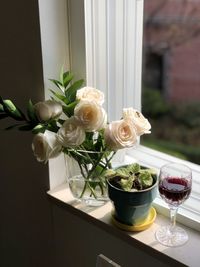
[{"left": 142, "top": 0, "right": 200, "bottom": 165}]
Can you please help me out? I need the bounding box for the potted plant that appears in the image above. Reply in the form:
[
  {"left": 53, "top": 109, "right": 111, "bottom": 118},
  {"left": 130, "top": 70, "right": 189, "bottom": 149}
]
[{"left": 106, "top": 163, "right": 158, "bottom": 229}]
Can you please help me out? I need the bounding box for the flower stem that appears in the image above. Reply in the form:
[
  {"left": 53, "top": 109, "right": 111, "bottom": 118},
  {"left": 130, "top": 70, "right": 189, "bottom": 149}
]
[
  {"left": 104, "top": 151, "right": 116, "bottom": 170},
  {"left": 79, "top": 180, "right": 98, "bottom": 199},
  {"left": 66, "top": 148, "right": 115, "bottom": 200},
  {"left": 77, "top": 161, "right": 98, "bottom": 199}
]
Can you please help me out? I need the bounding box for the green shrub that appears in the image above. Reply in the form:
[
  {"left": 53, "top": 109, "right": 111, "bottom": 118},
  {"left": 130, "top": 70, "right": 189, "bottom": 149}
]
[
  {"left": 172, "top": 102, "right": 200, "bottom": 128},
  {"left": 142, "top": 88, "right": 169, "bottom": 118}
]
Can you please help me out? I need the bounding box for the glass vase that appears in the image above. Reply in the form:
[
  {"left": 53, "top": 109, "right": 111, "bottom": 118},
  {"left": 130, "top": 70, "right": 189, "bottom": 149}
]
[
  {"left": 65, "top": 155, "right": 109, "bottom": 206},
  {"left": 68, "top": 174, "right": 109, "bottom": 206}
]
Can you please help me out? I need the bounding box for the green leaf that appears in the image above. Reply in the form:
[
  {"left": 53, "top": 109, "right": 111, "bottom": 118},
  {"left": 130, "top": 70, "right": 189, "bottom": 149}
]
[
  {"left": 27, "top": 99, "right": 38, "bottom": 122},
  {"left": 120, "top": 176, "right": 135, "bottom": 191},
  {"left": 1, "top": 99, "right": 25, "bottom": 121},
  {"left": 65, "top": 79, "right": 84, "bottom": 102},
  {"left": 59, "top": 68, "right": 74, "bottom": 88},
  {"left": 89, "top": 165, "right": 104, "bottom": 178},
  {"left": 32, "top": 124, "right": 46, "bottom": 134},
  {"left": 127, "top": 163, "right": 140, "bottom": 174},
  {"left": 46, "top": 121, "right": 59, "bottom": 132},
  {"left": 104, "top": 169, "right": 116, "bottom": 178},
  {"left": 145, "top": 168, "right": 157, "bottom": 176},
  {"left": 49, "top": 79, "right": 62, "bottom": 87},
  {"left": 49, "top": 89, "right": 69, "bottom": 104},
  {"left": 59, "top": 66, "right": 64, "bottom": 85},
  {"left": 138, "top": 171, "right": 153, "bottom": 188},
  {"left": 49, "top": 79, "right": 65, "bottom": 92},
  {"left": 62, "top": 100, "right": 78, "bottom": 117},
  {"left": 0, "top": 103, "right": 4, "bottom": 112},
  {"left": 63, "top": 72, "right": 74, "bottom": 88},
  {"left": 58, "top": 119, "right": 65, "bottom": 125},
  {"left": 115, "top": 167, "right": 129, "bottom": 178}
]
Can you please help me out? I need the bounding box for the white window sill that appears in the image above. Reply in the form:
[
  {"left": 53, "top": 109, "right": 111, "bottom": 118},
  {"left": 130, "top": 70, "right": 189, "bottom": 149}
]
[{"left": 47, "top": 183, "right": 200, "bottom": 267}]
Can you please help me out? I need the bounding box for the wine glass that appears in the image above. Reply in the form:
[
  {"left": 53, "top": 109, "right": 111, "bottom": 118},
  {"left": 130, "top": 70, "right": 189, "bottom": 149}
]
[{"left": 155, "top": 163, "right": 192, "bottom": 247}]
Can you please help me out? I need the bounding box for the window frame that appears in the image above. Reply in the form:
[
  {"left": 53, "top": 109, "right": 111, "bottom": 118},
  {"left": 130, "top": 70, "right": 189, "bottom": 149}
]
[
  {"left": 39, "top": 0, "right": 200, "bottom": 231},
  {"left": 84, "top": 0, "right": 144, "bottom": 120},
  {"left": 85, "top": 0, "right": 200, "bottom": 231},
  {"left": 38, "top": 0, "right": 71, "bottom": 189}
]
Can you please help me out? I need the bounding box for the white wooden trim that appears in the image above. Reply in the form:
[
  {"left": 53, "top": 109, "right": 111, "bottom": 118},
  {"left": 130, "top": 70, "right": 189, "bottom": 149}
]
[
  {"left": 84, "top": 0, "right": 95, "bottom": 86},
  {"left": 38, "top": 0, "right": 70, "bottom": 189},
  {"left": 38, "top": 0, "right": 70, "bottom": 99},
  {"left": 68, "top": 0, "right": 86, "bottom": 81},
  {"left": 84, "top": 0, "right": 144, "bottom": 121}
]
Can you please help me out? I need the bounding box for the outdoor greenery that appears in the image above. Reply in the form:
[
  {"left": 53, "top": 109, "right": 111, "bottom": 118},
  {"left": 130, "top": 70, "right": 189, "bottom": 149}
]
[
  {"left": 142, "top": 88, "right": 200, "bottom": 165},
  {"left": 142, "top": 88, "right": 169, "bottom": 118}
]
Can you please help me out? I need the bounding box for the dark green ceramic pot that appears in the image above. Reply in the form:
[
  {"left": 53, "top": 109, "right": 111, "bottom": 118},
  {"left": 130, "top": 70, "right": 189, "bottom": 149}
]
[{"left": 107, "top": 171, "right": 158, "bottom": 226}]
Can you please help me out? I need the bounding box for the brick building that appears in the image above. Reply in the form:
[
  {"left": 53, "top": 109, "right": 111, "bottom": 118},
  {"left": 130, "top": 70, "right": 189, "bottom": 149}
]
[{"left": 143, "top": 0, "right": 200, "bottom": 103}]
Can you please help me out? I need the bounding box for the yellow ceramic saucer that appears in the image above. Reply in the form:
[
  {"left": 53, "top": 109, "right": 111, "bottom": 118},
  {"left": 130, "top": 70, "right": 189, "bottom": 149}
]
[{"left": 111, "top": 207, "right": 157, "bottom": 232}]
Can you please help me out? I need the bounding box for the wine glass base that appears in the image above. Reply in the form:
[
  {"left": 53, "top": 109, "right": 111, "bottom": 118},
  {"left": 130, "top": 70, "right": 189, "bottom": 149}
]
[{"left": 155, "top": 225, "right": 188, "bottom": 247}]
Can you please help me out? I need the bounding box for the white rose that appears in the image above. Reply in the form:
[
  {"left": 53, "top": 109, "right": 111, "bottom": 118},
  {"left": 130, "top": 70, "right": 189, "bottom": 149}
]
[
  {"left": 74, "top": 100, "right": 107, "bottom": 132},
  {"left": 34, "top": 100, "right": 62, "bottom": 122},
  {"left": 104, "top": 119, "right": 137, "bottom": 151},
  {"left": 32, "top": 130, "right": 62, "bottom": 162},
  {"left": 57, "top": 117, "right": 86, "bottom": 147},
  {"left": 123, "top": 108, "right": 151, "bottom": 136},
  {"left": 76, "top": 87, "right": 104, "bottom": 105}
]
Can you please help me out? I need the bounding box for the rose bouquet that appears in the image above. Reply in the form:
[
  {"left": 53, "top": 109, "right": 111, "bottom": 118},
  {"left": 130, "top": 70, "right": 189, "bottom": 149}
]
[{"left": 0, "top": 70, "right": 151, "bottom": 203}]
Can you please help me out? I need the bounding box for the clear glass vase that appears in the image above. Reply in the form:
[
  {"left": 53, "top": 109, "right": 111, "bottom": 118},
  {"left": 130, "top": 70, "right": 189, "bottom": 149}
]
[
  {"left": 65, "top": 155, "right": 109, "bottom": 206},
  {"left": 68, "top": 174, "right": 109, "bottom": 206}
]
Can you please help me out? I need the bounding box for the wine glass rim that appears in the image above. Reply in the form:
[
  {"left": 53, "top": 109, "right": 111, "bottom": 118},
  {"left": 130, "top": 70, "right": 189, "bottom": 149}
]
[{"left": 160, "top": 162, "right": 192, "bottom": 178}]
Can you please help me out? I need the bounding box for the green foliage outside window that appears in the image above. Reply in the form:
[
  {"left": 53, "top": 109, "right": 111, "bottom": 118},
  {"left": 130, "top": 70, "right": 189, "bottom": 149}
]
[{"left": 142, "top": 88, "right": 200, "bottom": 165}]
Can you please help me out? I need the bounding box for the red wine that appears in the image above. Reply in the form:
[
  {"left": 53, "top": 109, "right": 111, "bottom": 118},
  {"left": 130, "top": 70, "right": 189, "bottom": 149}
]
[{"left": 159, "top": 177, "right": 191, "bottom": 205}]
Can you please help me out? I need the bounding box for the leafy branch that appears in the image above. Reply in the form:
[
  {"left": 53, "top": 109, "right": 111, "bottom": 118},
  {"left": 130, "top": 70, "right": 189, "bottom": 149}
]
[
  {"left": 0, "top": 71, "right": 84, "bottom": 133},
  {"left": 0, "top": 97, "right": 39, "bottom": 131},
  {"left": 49, "top": 68, "right": 84, "bottom": 117}
]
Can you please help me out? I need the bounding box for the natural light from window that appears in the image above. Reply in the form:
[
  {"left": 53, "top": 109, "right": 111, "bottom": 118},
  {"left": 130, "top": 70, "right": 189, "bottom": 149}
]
[{"left": 141, "top": 0, "right": 200, "bottom": 166}]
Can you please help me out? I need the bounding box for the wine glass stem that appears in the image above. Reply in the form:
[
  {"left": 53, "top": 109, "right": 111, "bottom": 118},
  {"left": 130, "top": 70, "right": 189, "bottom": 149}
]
[{"left": 169, "top": 206, "right": 178, "bottom": 232}]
